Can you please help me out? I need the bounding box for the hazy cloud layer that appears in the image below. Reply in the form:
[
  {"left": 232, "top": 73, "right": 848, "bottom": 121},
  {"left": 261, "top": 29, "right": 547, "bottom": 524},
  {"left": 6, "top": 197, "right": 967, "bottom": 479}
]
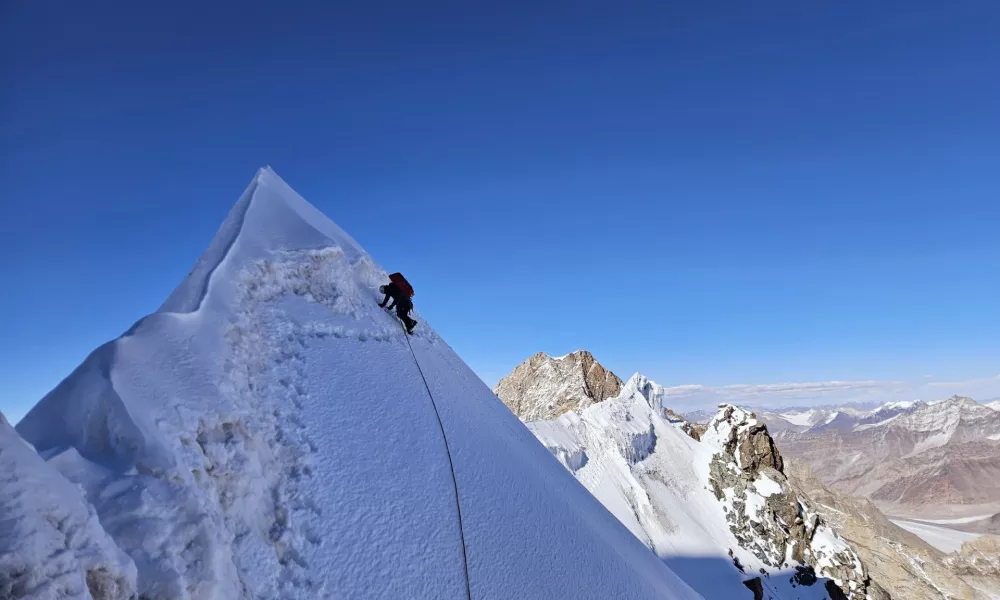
[{"left": 655, "top": 374, "right": 1000, "bottom": 412}]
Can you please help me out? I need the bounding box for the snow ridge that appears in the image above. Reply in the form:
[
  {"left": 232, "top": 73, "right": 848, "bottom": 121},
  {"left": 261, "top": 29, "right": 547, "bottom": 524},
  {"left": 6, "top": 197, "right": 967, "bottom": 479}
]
[{"left": 159, "top": 173, "right": 257, "bottom": 314}]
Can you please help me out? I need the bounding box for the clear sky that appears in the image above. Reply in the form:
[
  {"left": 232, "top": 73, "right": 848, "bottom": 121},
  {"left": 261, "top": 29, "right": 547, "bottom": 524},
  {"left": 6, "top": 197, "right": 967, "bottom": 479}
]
[{"left": 2, "top": 2, "right": 999, "bottom": 422}]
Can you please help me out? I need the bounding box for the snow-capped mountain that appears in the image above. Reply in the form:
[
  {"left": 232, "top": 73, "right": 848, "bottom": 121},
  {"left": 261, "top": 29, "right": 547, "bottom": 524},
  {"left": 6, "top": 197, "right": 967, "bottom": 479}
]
[
  {"left": 528, "top": 374, "right": 886, "bottom": 600},
  {"left": 493, "top": 350, "right": 623, "bottom": 421},
  {"left": 682, "top": 408, "right": 718, "bottom": 425},
  {"left": 987, "top": 400, "right": 1000, "bottom": 412},
  {"left": 774, "top": 396, "right": 1000, "bottom": 509},
  {"left": 752, "top": 401, "right": 925, "bottom": 435},
  {"left": 4, "top": 169, "right": 704, "bottom": 599}
]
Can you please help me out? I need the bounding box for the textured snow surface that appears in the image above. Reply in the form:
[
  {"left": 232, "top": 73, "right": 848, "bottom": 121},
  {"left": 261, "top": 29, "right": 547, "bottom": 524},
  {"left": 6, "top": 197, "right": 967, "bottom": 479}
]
[
  {"left": 754, "top": 473, "right": 783, "bottom": 497},
  {"left": 529, "top": 376, "right": 858, "bottom": 600},
  {"left": 11, "top": 168, "right": 700, "bottom": 599},
  {"left": 0, "top": 414, "right": 137, "bottom": 600}
]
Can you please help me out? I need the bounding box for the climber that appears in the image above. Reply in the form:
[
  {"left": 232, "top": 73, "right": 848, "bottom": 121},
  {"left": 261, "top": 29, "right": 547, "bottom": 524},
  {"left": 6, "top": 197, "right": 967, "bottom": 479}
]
[{"left": 378, "top": 272, "right": 417, "bottom": 334}]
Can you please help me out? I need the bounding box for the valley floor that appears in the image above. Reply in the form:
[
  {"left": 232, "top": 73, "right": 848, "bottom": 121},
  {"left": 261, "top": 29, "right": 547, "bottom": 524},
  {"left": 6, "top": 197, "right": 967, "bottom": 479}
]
[
  {"left": 889, "top": 519, "right": 984, "bottom": 553},
  {"left": 879, "top": 502, "right": 1000, "bottom": 521}
]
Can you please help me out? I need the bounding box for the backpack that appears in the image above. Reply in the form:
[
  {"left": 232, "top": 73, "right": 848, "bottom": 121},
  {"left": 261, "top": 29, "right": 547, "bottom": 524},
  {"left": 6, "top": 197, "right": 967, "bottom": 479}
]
[{"left": 388, "top": 272, "right": 414, "bottom": 297}]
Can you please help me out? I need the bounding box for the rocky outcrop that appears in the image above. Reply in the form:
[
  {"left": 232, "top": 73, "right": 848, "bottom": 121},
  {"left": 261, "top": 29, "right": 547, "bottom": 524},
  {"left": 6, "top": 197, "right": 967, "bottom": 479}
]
[
  {"left": 663, "top": 407, "right": 705, "bottom": 441},
  {"left": 680, "top": 421, "right": 705, "bottom": 441},
  {"left": 705, "top": 405, "right": 784, "bottom": 473},
  {"left": 740, "top": 422, "right": 784, "bottom": 474},
  {"left": 742, "top": 576, "right": 764, "bottom": 599},
  {"left": 943, "top": 536, "right": 1000, "bottom": 597},
  {"left": 493, "top": 351, "right": 623, "bottom": 421},
  {"left": 703, "top": 405, "right": 878, "bottom": 600},
  {"left": 946, "top": 535, "right": 1000, "bottom": 576}
]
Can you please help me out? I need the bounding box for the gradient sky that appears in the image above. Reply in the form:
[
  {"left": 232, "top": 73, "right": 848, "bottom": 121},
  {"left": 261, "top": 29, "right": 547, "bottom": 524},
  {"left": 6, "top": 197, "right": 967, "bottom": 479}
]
[{"left": 2, "top": 2, "right": 999, "bottom": 422}]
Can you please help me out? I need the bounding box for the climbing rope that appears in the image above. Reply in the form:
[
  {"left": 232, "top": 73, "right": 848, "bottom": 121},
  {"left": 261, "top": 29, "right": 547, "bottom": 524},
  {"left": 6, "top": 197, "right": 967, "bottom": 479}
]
[{"left": 402, "top": 325, "right": 474, "bottom": 600}]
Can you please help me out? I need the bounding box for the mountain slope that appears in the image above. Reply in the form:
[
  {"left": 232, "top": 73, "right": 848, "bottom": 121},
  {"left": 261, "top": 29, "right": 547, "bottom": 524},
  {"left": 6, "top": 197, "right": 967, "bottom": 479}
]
[
  {"left": 785, "top": 459, "right": 992, "bottom": 600},
  {"left": 528, "top": 374, "right": 885, "bottom": 600},
  {"left": 11, "top": 168, "right": 700, "bottom": 599},
  {"left": 493, "top": 350, "right": 622, "bottom": 420}
]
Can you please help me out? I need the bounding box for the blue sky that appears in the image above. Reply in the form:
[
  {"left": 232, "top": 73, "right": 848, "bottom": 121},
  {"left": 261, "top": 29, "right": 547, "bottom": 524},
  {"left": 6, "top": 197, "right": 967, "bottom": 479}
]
[{"left": 2, "top": 2, "right": 999, "bottom": 422}]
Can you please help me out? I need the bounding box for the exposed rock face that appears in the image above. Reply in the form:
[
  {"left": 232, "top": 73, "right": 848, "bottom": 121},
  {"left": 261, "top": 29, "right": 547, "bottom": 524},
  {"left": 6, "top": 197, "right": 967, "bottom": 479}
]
[
  {"left": 740, "top": 422, "right": 784, "bottom": 474},
  {"left": 493, "top": 351, "right": 623, "bottom": 421},
  {"left": 742, "top": 576, "right": 764, "bottom": 599},
  {"left": 680, "top": 421, "right": 705, "bottom": 441},
  {"left": 703, "top": 405, "right": 877, "bottom": 600},
  {"left": 786, "top": 458, "right": 995, "bottom": 600},
  {"left": 943, "top": 536, "right": 1000, "bottom": 597},
  {"left": 705, "top": 405, "right": 784, "bottom": 473},
  {"left": 663, "top": 407, "right": 705, "bottom": 441},
  {"left": 946, "top": 536, "right": 1000, "bottom": 575}
]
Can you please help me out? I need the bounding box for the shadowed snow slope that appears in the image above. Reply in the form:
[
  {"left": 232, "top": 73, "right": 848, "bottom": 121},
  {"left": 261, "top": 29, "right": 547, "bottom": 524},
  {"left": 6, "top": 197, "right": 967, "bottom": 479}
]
[{"left": 12, "top": 168, "right": 699, "bottom": 599}]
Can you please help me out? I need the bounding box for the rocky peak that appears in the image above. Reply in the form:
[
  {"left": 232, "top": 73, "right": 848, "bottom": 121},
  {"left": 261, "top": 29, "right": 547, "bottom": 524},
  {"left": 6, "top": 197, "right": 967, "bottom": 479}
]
[
  {"left": 493, "top": 350, "right": 623, "bottom": 421},
  {"left": 703, "top": 404, "right": 878, "bottom": 600},
  {"left": 703, "top": 404, "right": 784, "bottom": 475}
]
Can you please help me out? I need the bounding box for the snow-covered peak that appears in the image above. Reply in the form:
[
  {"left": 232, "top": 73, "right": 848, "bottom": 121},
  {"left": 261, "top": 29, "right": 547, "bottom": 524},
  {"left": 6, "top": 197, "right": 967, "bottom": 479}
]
[
  {"left": 493, "top": 350, "right": 623, "bottom": 421},
  {"left": 856, "top": 399, "right": 926, "bottom": 427},
  {"left": 896, "top": 395, "right": 997, "bottom": 428},
  {"left": 988, "top": 400, "right": 1000, "bottom": 412},
  {"left": 159, "top": 167, "right": 366, "bottom": 315},
  {"left": 620, "top": 372, "right": 668, "bottom": 411},
  {"left": 11, "top": 170, "right": 699, "bottom": 600}
]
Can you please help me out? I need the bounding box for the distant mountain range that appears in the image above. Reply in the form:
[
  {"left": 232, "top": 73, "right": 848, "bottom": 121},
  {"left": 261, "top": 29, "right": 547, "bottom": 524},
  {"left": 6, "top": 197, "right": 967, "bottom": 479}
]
[{"left": 739, "top": 396, "right": 1000, "bottom": 512}]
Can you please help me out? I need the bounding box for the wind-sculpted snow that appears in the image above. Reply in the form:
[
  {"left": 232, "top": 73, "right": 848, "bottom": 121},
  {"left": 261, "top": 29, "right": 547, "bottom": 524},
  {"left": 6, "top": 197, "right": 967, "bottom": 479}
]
[
  {"left": 0, "top": 414, "right": 136, "bottom": 600},
  {"left": 529, "top": 375, "right": 881, "bottom": 600},
  {"left": 11, "top": 168, "right": 699, "bottom": 599}
]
